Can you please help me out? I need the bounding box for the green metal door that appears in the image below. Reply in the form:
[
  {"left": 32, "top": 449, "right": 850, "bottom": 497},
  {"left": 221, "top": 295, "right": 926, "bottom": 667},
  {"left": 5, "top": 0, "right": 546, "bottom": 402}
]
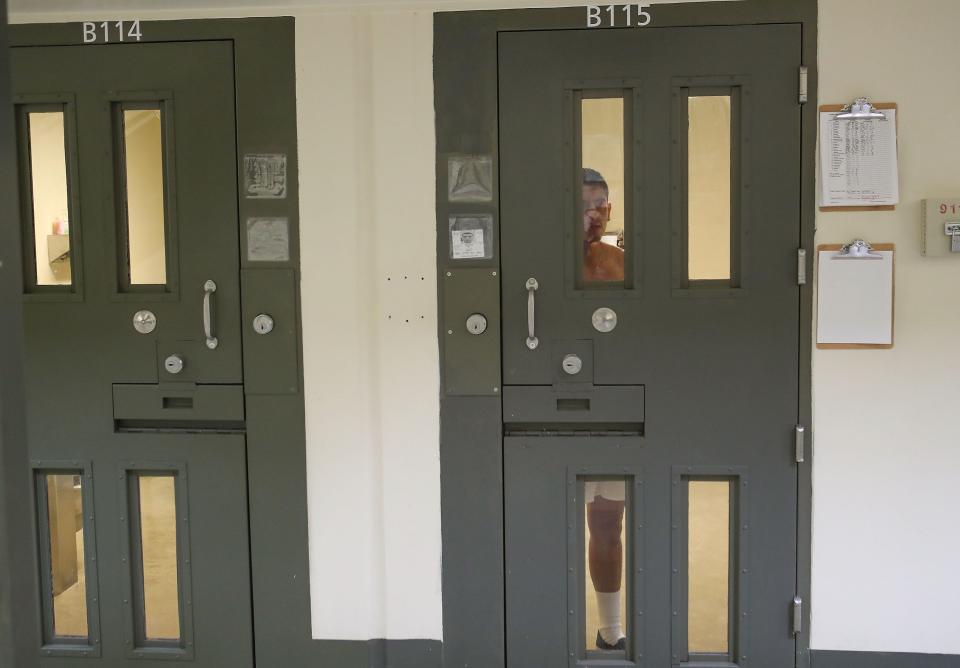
[
  {"left": 12, "top": 41, "right": 252, "bottom": 666},
  {"left": 500, "top": 24, "right": 801, "bottom": 667}
]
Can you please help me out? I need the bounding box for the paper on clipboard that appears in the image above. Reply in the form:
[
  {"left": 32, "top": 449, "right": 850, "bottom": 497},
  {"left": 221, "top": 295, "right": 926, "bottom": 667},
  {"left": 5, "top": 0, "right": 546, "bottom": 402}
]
[
  {"left": 819, "top": 108, "right": 899, "bottom": 207},
  {"left": 816, "top": 246, "right": 894, "bottom": 347}
]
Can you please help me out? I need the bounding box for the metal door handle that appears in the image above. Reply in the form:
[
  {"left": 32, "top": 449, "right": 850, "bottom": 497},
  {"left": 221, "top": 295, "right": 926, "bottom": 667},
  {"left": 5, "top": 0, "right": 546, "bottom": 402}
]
[
  {"left": 525, "top": 278, "right": 539, "bottom": 350},
  {"left": 203, "top": 280, "right": 219, "bottom": 350}
]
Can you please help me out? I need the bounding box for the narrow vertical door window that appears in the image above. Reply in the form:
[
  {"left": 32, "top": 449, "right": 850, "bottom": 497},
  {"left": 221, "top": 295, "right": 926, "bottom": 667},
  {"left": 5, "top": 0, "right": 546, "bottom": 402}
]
[
  {"left": 25, "top": 111, "right": 73, "bottom": 287},
  {"left": 688, "top": 480, "right": 731, "bottom": 654},
  {"left": 133, "top": 474, "right": 182, "bottom": 644},
  {"left": 583, "top": 478, "right": 628, "bottom": 654},
  {"left": 580, "top": 96, "right": 627, "bottom": 285},
  {"left": 118, "top": 106, "right": 168, "bottom": 287},
  {"left": 687, "top": 95, "right": 732, "bottom": 281},
  {"left": 39, "top": 472, "right": 89, "bottom": 640}
]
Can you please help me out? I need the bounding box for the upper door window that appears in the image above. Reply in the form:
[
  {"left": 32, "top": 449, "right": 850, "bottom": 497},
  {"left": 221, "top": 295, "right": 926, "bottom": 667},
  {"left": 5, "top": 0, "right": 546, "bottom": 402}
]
[
  {"left": 20, "top": 107, "right": 75, "bottom": 289},
  {"left": 687, "top": 94, "right": 733, "bottom": 282},
  {"left": 578, "top": 94, "right": 628, "bottom": 286},
  {"left": 115, "top": 103, "right": 170, "bottom": 289}
]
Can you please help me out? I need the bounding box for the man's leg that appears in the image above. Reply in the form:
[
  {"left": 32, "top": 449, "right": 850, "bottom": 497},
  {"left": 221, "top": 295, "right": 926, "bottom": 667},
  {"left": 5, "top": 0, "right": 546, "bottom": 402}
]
[{"left": 588, "top": 495, "right": 626, "bottom": 647}]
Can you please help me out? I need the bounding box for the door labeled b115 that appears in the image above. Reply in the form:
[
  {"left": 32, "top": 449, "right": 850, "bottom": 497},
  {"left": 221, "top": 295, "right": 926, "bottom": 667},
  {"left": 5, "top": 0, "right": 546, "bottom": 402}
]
[{"left": 499, "top": 24, "right": 801, "bottom": 667}]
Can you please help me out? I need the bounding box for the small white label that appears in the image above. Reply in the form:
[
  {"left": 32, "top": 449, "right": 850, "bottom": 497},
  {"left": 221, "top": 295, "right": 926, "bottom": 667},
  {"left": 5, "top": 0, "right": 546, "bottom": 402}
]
[
  {"left": 243, "top": 153, "right": 287, "bottom": 199},
  {"left": 451, "top": 229, "right": 485, "bottom": 259},
  {"left": 247, "top": 217, "right": 290, "bottom": 262}
]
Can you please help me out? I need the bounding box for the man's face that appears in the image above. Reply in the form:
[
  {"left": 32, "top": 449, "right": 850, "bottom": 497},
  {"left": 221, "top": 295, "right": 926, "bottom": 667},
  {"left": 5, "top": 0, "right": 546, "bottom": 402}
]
[{"left": 582, "top": 184, "right": 612, "bottom": 244}]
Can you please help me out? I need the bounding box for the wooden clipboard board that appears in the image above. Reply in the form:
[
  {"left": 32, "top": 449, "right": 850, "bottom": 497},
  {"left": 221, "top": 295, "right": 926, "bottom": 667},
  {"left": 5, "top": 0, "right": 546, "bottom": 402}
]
[
  {"left": 816, "top": 243, "right": 895, "bottom": 350},
  {"left": 819, "top": 103, "right": 898, "bottom": 212}
]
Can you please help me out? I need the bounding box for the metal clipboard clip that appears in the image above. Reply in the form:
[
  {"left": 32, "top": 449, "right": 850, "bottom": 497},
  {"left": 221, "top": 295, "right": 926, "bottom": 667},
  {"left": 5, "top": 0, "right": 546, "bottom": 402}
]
[
  {"left": 835, "top": 97, "right": 887, "bottom": 121},
  {"left": 833, "top": 239, "right": 883, "bottom": 260}
]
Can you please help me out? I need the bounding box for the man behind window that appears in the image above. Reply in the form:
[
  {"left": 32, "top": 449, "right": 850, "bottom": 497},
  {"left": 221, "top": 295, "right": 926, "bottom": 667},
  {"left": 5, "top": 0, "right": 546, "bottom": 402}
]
[{"left": 582, "top": 167, "right": 625, "bottom": 282}]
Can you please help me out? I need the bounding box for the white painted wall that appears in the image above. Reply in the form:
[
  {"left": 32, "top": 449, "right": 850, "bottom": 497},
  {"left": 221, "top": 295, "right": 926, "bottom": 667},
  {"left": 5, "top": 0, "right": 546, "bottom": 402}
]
[
  {"left": 296, "top": 11, "right": 441, "bottom": 640},
  {"left": 10, "top": 0, "right": 960, "bottom": 654},
  {"left": 811, "top": 0, "right": 960, "bottom": 654}
]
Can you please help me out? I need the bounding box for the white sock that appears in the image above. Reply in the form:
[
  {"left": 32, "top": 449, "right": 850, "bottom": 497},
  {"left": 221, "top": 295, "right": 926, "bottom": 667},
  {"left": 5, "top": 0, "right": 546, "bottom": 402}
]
[{"left": 595, "top": 590, "right": 625, "bottom": 644}]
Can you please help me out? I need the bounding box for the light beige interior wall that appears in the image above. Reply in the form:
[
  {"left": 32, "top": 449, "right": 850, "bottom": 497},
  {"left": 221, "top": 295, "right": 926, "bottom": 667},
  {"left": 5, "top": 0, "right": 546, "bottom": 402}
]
[
  {"left": 687, "top": 481, "right": 729, "bottom": 653},
  {"left": 296, "top": 11, "right": 441, "bottom": 641},
  {"left": 811, "top": 0, "right": 960, "bottom": 653},
  {"left": 28, "top": 111, "right": 71, "bottom": 285},
  {"left": 688, "top": 95, "right": 731, "bottom": 280},
  {"left": 123, "top": 109, "right": 167, "bottom": 285}
]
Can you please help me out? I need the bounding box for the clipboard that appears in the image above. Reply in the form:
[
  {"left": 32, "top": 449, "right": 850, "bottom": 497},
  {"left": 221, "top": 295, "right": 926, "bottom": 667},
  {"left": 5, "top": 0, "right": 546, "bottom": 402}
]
[
  {"left": 816, "top": 242, "right": 895, "bottom": 349},
  {"left": 819, "top": 102, "right": 899, "bottom": 212}
]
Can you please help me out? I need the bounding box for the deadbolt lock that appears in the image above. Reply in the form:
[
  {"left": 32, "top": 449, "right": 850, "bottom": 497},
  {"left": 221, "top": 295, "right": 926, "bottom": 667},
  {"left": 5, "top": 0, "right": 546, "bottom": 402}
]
[
  {"left": 592, "top": 307, "right": 618, "bottom": 333},
  {"left": 466, "top": 313, "right": 488, "bottom": 335},
  {"left": 562, "top": 354, "right": 583, "bottom": 375},
  {"left": 164, "top": 354, "right": 185, "bottom": 375},
  {"left": 253, "top": 314, "right": 275, "bottom": 335},
  {"left": 133, "top": 310, "right": 157, "bottom": 334}
]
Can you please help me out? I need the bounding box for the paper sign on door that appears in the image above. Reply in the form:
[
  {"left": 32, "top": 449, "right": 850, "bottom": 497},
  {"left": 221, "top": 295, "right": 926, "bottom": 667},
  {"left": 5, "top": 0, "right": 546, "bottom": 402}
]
[{"left": 451, "top": 229, "right": 485, "bottom": 259}]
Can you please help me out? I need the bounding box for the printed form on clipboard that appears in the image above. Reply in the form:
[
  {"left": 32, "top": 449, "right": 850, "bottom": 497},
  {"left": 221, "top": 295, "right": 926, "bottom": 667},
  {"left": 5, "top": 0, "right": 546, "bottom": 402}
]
[{"left": 819, "top": 100, "right": 900, "bottom": 208}]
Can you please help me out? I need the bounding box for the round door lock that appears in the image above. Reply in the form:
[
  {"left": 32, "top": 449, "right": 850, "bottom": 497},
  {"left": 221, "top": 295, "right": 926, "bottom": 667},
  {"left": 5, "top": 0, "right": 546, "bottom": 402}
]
[
  {"left": 164, "top": 354, "right": 185, "bottom": 375},
  {"left": 592, "top": 307, "right": 618, "bottom": 333},
  {"left": 132, "top": 310, "right": 157, "bottom": 334},
  {"left": 253, "top": 314, "right": 275, "bottom": 335},
  {"left": 466, "top": 313, "right": 488, "bottom": 335},
  {"left": 562, "top": 354, "right": 583, "bottom": 376}
]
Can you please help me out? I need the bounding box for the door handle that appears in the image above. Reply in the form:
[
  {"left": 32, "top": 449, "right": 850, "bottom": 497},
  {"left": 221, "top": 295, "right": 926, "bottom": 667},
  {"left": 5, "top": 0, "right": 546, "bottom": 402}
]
[
  {"left": 203, "top": 280, "right": 219, "bottom": 350},
  {"left": 525, "top": 277, "right": 539, "bottom": 350}
]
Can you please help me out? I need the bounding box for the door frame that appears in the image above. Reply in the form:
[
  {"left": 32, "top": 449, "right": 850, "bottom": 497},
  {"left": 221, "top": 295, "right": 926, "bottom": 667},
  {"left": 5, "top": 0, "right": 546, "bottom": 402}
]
[
  {"left": 434, "top": 1, "right": 817, "bottom": 666},
  {"left": 0, "top": 4, "right": 40, "bottom": 666},
  {"left": 6, "top": 18, "right": 314, "bottom": 667}
]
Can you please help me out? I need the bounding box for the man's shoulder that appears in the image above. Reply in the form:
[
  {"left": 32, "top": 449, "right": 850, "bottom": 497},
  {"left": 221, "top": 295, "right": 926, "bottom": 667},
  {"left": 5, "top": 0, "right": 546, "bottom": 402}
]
[{"left": 600, "top": 242, "right": 625, "bottom": 257}]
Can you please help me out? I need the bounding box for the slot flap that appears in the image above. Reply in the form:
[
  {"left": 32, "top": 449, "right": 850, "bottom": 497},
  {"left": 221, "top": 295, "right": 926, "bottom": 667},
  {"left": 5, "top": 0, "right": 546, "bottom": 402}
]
[
  {"left": 503, "top": 385, "right": 644, "bottom": 424},
  {"left": 113, "top": 384, "right": 245, "bottom": 423}
]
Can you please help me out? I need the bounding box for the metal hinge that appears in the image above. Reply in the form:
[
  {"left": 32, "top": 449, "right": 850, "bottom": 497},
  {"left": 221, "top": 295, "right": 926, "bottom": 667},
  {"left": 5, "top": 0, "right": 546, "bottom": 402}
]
[
  {"left": 795, "top": 424, "right": 806, "bottom": 463},
  {"left": 797, "top": 248, "right": 807, "bottom": 285},
  {"left": 792, "top": 596, "right": 803, "bottom": 635},
  {"left": 799, "top": 66, "right": 809, "bottom": 104}
]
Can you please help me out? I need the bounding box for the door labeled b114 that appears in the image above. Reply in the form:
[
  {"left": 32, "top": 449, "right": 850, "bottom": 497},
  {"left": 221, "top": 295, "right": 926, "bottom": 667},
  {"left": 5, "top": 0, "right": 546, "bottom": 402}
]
[{"left": 13, "top": 40, "right": 253, "bottom": 667}]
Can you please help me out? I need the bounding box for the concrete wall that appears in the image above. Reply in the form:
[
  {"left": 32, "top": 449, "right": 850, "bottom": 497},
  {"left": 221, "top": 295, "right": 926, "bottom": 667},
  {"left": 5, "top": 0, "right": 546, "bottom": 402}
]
[{"left": 10, "top": 0, "right": 960, "bottom": 655}]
